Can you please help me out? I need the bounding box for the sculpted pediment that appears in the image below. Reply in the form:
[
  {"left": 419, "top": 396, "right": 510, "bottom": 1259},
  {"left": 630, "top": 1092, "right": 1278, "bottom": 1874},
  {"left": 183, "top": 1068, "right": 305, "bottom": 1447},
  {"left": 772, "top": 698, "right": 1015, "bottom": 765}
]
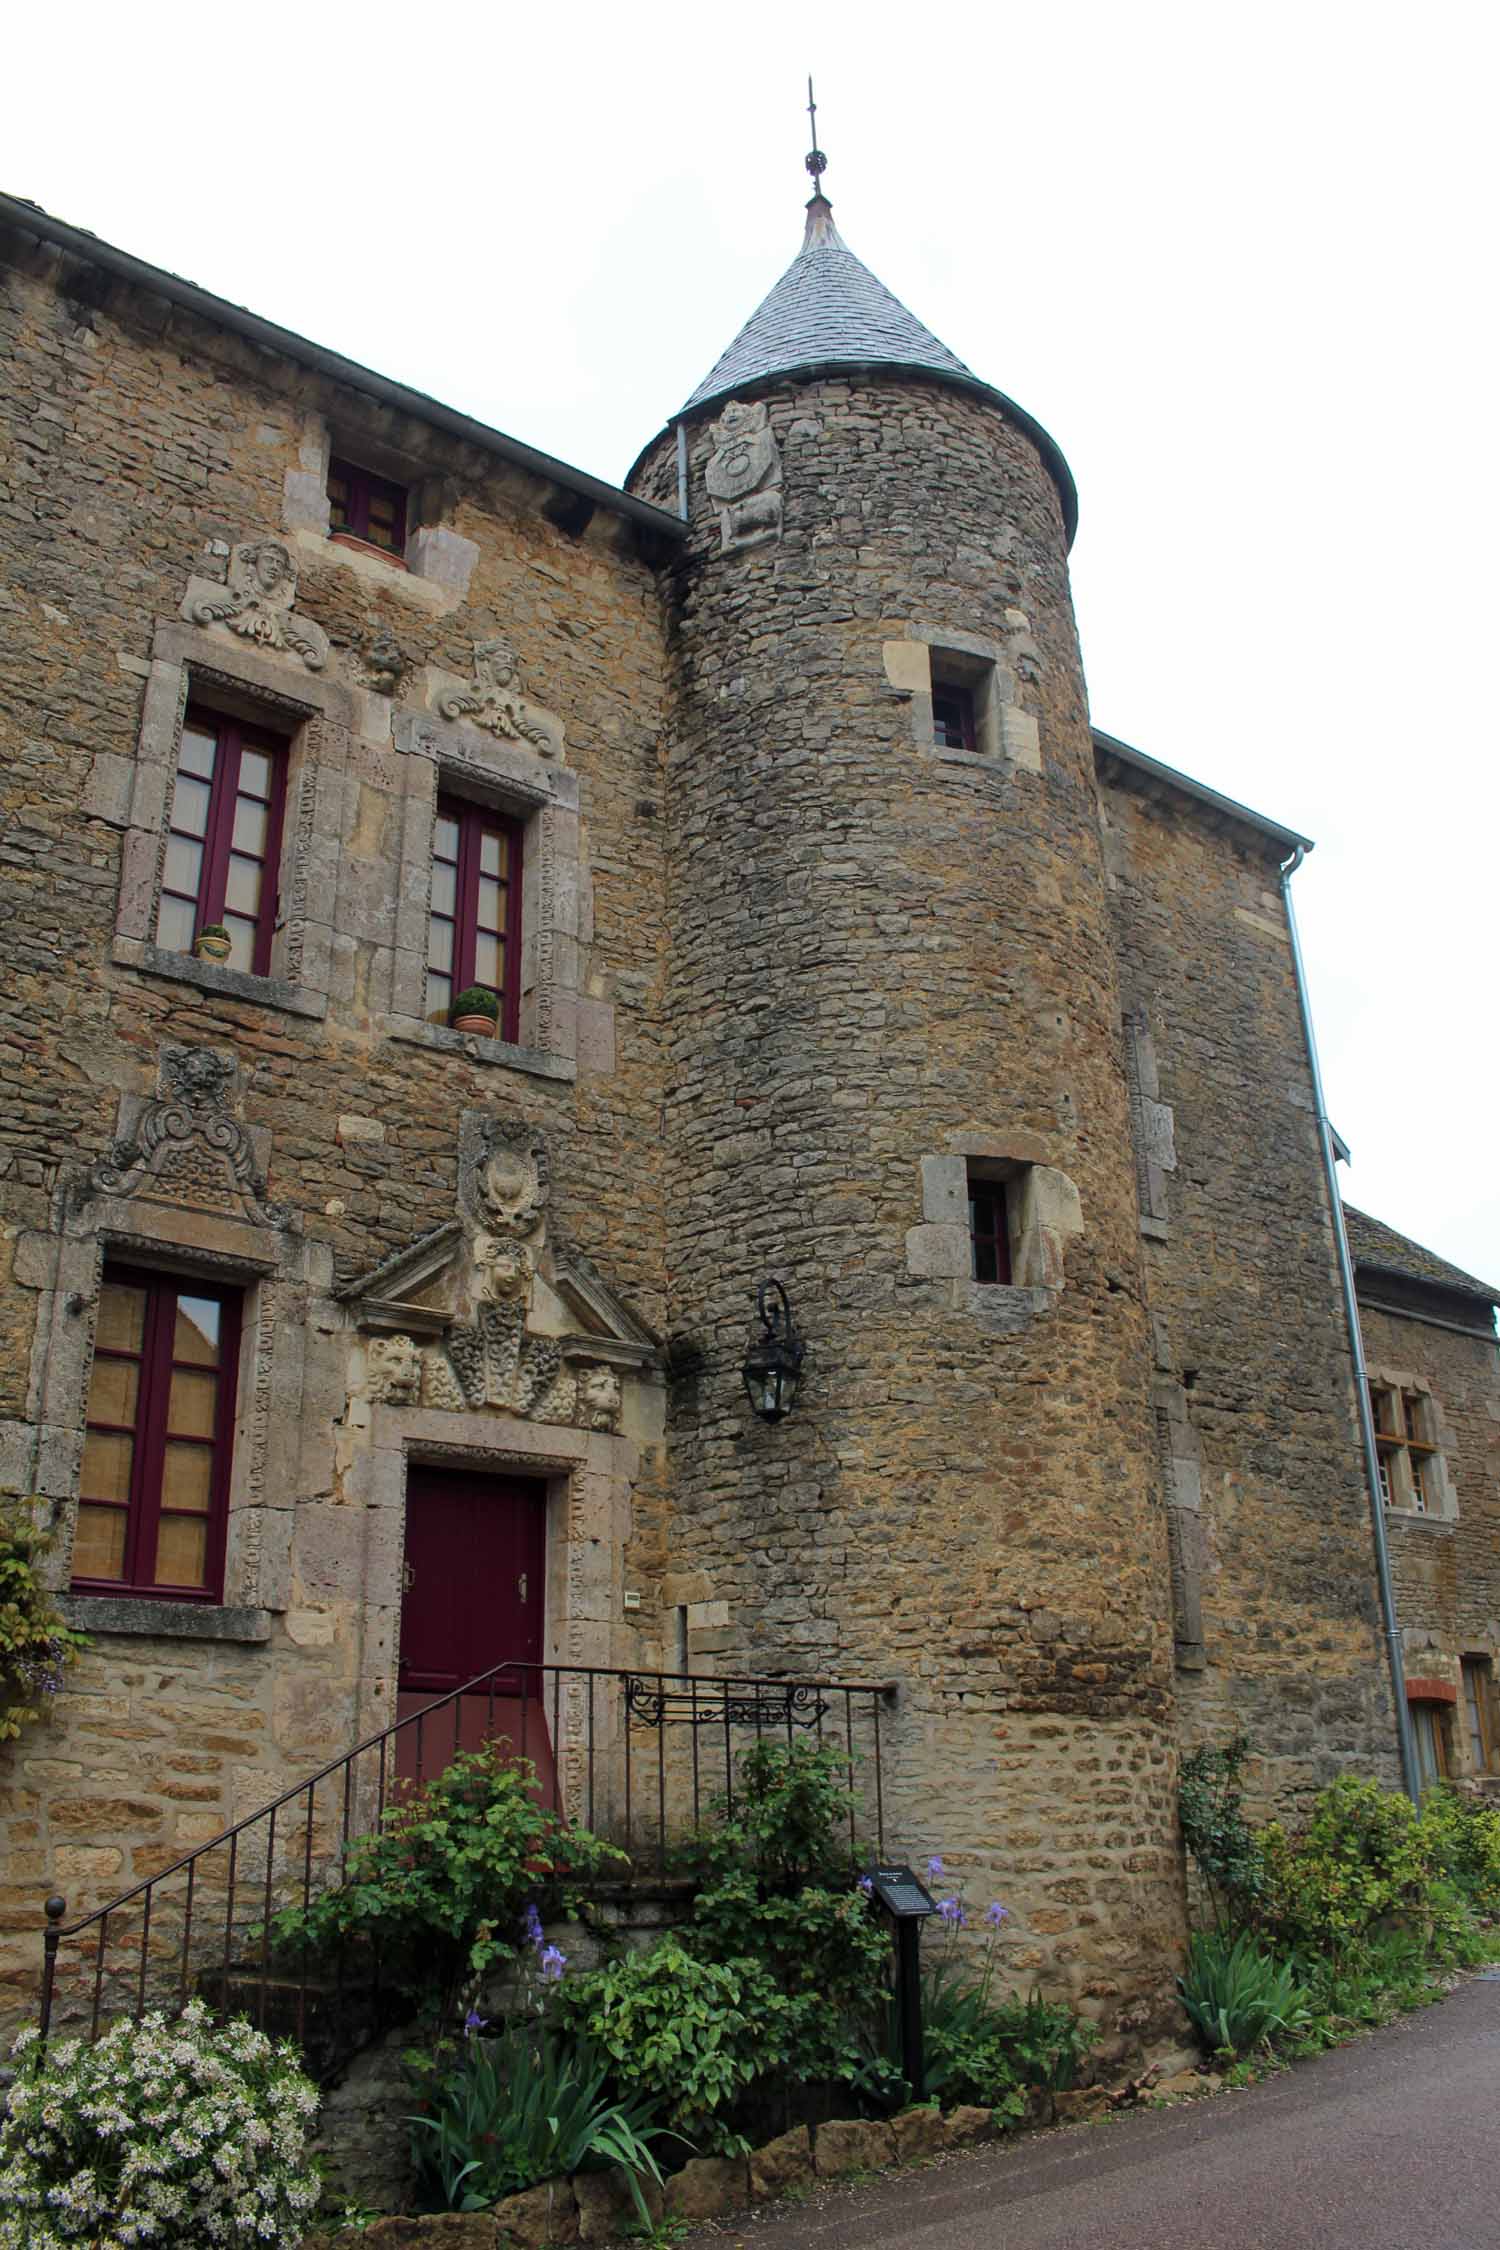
[{"left": 335, "top": 1120, "right": 657, "bottom": 1432}]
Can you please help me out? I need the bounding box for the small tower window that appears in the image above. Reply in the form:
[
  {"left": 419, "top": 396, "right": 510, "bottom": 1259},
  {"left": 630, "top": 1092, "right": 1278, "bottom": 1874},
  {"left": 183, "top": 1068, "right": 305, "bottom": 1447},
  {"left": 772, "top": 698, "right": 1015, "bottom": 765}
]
[
  {"left": 968, "top": 1178, "right": 1012, "bottom": 1285},
  {"left": 931, "top": 683, "right": 977, "bottom": 752},
  {"left": 327, "top": 457, "right": 409, "bottom": 556}
]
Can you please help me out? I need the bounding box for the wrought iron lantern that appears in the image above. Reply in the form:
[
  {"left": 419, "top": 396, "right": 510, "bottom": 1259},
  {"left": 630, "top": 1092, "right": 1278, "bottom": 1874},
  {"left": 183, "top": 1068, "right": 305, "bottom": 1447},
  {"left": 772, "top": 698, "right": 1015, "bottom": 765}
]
[{"left": 741, "top": 1278, "right": 804, "bottom": 1424}]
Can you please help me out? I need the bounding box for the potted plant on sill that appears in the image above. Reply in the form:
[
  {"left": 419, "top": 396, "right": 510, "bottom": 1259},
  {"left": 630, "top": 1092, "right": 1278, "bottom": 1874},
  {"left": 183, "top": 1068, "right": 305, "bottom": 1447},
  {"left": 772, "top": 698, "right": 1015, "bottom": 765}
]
[
  {"left": 192, "top": 924, "right": 232, "bottom": 964},
  {"left": 450, "top": 986, "right": 500, "bottom": 1038}
]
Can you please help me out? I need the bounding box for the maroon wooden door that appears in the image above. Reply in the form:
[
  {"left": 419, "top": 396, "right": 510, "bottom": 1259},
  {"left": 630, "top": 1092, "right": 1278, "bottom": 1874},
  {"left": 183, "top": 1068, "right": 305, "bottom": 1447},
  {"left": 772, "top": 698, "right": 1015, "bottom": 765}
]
[{"left": 396, "top": 1469, "right": 554, "bottom": 1797}]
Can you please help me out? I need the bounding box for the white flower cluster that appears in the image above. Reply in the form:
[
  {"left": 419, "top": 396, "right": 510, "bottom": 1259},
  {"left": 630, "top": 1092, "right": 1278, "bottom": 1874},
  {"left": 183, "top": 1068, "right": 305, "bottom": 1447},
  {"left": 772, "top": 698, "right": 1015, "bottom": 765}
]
[{"left": 0, "top": 2000, "right": 321, "bottom": 2249}]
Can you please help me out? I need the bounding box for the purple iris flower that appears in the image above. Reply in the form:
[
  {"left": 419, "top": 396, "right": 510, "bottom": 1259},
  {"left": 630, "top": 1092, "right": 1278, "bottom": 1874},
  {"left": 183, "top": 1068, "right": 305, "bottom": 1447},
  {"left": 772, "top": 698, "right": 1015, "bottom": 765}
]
[
  {"left": 986, "top": 1901, "right": 1008, "bottom": 1927},
  {"left": 540, "top": 1945, "right": 566, "bottom": 1982},
  {"left": 463, "top": 2008, "right": 486, "bottom": 2035},
  {"left": 857, "top": 1874, "right": 874, "bottom": 1895},
  {"left": 927, "top": 1855, "right": 944, "bottom": 1882},
  {"left": 522, "top": 1904, "right": 544, "bottom": 1949}
]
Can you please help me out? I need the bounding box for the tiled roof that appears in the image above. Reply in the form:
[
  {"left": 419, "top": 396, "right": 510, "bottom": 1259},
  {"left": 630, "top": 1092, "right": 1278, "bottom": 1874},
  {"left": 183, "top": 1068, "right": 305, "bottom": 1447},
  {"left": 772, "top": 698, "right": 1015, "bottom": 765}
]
[
  {"left": 1344, "top": 1204, "right": 1499, "bottom": 1305},
  {"left": 682, "top": 197, "right": 975, "bottom": 413}
]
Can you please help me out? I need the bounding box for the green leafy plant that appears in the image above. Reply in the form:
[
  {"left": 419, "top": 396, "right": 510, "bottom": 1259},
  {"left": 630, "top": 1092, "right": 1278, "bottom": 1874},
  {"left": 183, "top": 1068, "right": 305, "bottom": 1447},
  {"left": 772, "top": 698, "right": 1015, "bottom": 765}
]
[
  {"left": 449, "top": 985, "right": 500, "bottom": 1022},
  {"left": 1, "top": 1508, "right": 88, "bottom": 1741},
  {"left": 1176, "top": 1928, "right": 1311, "bottom": 2058},
  {"left": 556, "top": 1937, "right": 773, "bottom": 2150},
  {"left": 271, "top": 1740, "right": 624, "bottom": 2031},
  {"left": 1416, "top": 1785, "right": 1500, "bottom": 1918},
  {"left": 1258, "top": 1776, "right": 1432, "bottom": 1962},
  {"left": 919, "top": 1898, "right": 1091, "bottom": 2106},
  {"left": 408, "top": 2019, "right": 674, "bottom": 2218},
  {"left": 1178, "top": 1736, "right": 1267, "bottom": 1931},
  {"left": 0, "top": 2000, "right": 320, "bottom": 2249}
]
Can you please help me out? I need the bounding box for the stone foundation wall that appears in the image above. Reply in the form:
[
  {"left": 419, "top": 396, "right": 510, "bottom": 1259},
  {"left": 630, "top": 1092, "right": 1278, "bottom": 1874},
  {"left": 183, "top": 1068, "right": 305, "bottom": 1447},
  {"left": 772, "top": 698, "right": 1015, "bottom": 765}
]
[{"left": 1097, "top": 762, "right": 1397, "bottom": 1811}]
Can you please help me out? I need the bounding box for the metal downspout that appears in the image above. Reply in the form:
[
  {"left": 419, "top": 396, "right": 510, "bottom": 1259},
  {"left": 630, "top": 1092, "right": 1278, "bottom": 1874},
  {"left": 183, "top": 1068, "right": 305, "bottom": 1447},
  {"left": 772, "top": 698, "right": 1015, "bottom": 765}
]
[{"left": 1280, "top": 846, "right": 1419, "bottom": 1801}]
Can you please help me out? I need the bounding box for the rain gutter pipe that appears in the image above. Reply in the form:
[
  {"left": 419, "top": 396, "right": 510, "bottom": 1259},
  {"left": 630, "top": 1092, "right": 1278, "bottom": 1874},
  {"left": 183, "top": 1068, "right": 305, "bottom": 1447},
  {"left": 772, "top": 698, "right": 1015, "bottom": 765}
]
[{"left": 1279, "top": 845, "right": 1419, "bottom": 1802}]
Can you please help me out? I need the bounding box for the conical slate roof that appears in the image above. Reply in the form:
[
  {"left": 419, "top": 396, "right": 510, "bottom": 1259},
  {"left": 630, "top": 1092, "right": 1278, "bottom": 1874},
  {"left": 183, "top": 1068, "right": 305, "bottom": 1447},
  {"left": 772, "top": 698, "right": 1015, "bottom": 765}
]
[{"left": 682, "top": 195, "right": 975, "bottom": 411}]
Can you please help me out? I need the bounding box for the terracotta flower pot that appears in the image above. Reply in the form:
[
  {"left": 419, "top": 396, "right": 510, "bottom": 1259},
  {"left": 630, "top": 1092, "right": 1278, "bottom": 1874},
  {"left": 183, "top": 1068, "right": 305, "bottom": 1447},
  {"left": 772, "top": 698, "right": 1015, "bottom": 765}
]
[
  {"left": 451, "top": 1013, "right": 496, "bottom": 1037},
  {"left": 193, "top": 932, "right": 232, "bottom": 963}
]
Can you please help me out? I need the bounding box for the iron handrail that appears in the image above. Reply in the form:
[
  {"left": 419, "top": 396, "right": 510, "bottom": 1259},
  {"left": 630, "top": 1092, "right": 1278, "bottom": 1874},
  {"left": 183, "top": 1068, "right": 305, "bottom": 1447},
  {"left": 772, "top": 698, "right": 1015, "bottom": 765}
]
[{"left": 38, "top": 1656, "right": 894, "bottom": 2048}]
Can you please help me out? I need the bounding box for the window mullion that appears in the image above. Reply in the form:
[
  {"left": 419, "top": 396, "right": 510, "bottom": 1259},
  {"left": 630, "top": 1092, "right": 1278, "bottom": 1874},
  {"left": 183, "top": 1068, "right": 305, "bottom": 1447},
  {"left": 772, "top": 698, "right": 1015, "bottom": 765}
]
[
  {"left": 200, "top": 724, "right": 243, "bottom": 929},
  {"left": 129, "top": 1284, "right": 174, "bottom": 1592},
  {"left": 454, "top": 807, "right": 480, "bottom": 994},
  {"left": 503, "top": 815, "right": 523, "bottom": 1041}
]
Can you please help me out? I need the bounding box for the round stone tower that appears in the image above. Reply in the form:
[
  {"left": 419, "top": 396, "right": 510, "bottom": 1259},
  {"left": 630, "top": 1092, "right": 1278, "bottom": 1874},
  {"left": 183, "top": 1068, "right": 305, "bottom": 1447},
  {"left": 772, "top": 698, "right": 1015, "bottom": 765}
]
[{"left": 629, "top": 176, "right": 1183, "bottom": 2050}]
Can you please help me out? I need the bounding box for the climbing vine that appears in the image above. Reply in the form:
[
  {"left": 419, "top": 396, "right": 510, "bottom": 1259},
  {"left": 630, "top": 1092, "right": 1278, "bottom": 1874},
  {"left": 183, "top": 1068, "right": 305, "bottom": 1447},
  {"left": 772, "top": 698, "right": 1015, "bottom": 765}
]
[{"left": 0, "top": 1508, "right": 87, "bottom": 1741}]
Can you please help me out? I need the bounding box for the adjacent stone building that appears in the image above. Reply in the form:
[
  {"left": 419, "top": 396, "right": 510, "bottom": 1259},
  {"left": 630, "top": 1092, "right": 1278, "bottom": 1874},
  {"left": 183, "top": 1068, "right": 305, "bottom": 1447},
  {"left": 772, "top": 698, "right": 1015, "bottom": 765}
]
[{"left": 0, "top": 163, "right": 1495, "bottom": 2058}]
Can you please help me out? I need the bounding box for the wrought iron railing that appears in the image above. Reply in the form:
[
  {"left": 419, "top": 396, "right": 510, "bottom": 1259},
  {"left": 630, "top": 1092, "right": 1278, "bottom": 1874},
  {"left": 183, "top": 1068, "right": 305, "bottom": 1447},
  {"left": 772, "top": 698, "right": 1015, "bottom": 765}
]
[{"left": 38, "top": 1660, "right": 891, "bottom": 2060}]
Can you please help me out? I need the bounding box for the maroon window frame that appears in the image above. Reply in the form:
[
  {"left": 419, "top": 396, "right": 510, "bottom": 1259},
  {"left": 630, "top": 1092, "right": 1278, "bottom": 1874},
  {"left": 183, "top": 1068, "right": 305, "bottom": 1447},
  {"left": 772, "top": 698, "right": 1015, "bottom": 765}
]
[
  {"left": 426, "top": 796, "right": 524, "bottom": 1040},
  {"left": 969, "top": 1182, "right": 1012, "bottom": 1285},
  {"left": 154, "top": 708, "right": 288, "bottom": 977},
  {"left": 73, "top": 1270, "right": 242, "bottom": 1603},
  {"left": 932, "top": 682, "right": 978, "bottom": 752},
  {"left": 327, "top": 456, "right": 409, "bottom": 555}
]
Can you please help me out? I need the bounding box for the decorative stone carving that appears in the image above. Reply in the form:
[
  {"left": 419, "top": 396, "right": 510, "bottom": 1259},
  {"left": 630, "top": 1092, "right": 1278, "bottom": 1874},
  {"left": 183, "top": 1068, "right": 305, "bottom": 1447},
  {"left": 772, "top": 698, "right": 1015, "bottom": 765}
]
[
  {"left": 438, "top": 637, "right": 561, "bottom": 757},
  {"left": 576, "top": 1364, "right": 622, "bottom": 1433},
  {"left": 366, "top": 1332, "right": 422, "bottom": 1406},
  {"left": 183, "top": 539, "right": 329, "bottom": 671},
  {"left": 431, "top": 1298, "right": 576, "bottom": 1423},
  {"left": 704, "top": 400, "right": 783, "bottom": 553},
  {"left": 474, "top": 1234, "right": 535, "bottom": 1308},
  {"left": 473, "top": 1122, "right": 550, "bottom": 1239},
  {"left": 360, "top": 631, "right": 406, "bottom": 696},
  {"left": 419, "top": 1348, "right": 466, "bottom": 1413},
  {"left": 81, "top": 1042, "right": 285, "bottom": 1228}
]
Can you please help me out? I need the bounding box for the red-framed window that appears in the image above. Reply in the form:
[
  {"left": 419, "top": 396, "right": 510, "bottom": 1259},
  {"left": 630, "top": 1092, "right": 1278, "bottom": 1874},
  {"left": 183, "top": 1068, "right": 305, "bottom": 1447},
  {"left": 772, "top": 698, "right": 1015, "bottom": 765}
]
[
  {"left": 327, "top": 457, "right": 408, "bottom": 556},
  {"left": 932, "top": 682, "right": 977, "bottom": 752},
  {"left": 73, "top": 1270, "right": 242, "bottom": 1602},
  {"left": 425, "top": 796, "right": 523, "bottom": 1039},
  {"left": 154, "top": 709, "right": 288, "bottom": 977},
  {"left": 969, "top": 1181, "right": 1012, "bottom": 1285}
]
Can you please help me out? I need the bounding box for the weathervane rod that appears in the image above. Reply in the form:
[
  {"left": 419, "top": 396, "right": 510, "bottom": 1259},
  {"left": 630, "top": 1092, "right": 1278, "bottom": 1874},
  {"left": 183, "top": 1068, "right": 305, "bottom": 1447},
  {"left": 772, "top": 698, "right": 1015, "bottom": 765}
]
[{"left": 805, "top": 75, "right": 828, "bottom": 193}]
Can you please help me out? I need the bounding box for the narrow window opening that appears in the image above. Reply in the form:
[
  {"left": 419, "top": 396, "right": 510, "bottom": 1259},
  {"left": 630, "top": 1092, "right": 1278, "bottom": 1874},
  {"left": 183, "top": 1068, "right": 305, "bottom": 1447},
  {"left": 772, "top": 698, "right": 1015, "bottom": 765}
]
[
  {"left": 931, "top": 682, "right": 977, "bottom": 752},
  {"left": 327, "top": 456, "right": 409, "bottom": 556},
  {"left": 968, "top": 1177, "right": 1012, "bottom": 1286},
  {"left": 1463, "top": 1657, "right": 1496, "bottom": 1774}
]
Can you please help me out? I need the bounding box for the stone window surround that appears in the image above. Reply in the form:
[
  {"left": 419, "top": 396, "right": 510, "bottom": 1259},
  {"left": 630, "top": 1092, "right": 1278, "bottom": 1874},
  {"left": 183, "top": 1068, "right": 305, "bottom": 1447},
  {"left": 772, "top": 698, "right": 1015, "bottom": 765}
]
[
  {"left": 385, "top": 710, "right": 580, "bottom": 1083},
  {"left": 1367, "top": 1362, "right": 1459, "bottom": 1523},
  {"left": 904, "top": 1134, "right": 1084, "bottom": 1324},
  {"left": 282, "top": 418, "right": 480, "bottom": 603},
  {"left": 881, "top": 623, "right": 1042, "bottom": 773},
  {"left": 110, "top": 620, "right": 354, "bottom": 1022},
  {"left": 24, "top": 1190, "right": 326, "bottom": 1638}
]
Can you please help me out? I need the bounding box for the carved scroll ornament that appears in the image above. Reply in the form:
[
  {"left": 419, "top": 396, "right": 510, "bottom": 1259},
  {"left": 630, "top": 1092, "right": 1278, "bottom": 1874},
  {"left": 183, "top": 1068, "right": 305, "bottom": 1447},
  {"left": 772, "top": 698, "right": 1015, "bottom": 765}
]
[{"left": 184, "top": 540, "right": 329, "bottom": 671}]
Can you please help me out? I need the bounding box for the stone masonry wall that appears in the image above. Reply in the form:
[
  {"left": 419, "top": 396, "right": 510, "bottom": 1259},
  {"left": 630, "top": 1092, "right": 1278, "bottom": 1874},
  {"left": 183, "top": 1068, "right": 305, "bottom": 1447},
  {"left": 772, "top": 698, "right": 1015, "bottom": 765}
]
[
  {"left": 632, "top": 376, "right": 1183, "bottom": 2056},
  {"left": 1097, "top": 765, "right": 1398, "bottom": 1812},
  {"left": 0, "top": 224, "right": 673, "bottom": 2024},
  {"left": 1359, "top": 1291, "right": 1500, "bottom": 1779}
]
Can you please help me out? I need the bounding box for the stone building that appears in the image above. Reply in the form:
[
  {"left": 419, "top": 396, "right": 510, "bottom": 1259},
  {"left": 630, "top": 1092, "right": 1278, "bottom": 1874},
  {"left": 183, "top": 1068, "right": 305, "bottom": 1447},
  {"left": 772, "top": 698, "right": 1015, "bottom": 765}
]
[
  {"left": 1344, "top": 1207, "right": 1500, "bottom": 1794},
  {"left": 0, "top": 163, "right": 1495, "bottom": 2059}
]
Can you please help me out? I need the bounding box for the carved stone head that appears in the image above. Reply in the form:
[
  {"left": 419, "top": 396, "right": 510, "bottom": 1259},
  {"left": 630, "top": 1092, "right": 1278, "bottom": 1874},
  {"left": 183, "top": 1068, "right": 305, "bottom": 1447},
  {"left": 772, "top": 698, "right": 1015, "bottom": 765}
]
[
  {"left": 233, "top": 539, "right": 296, "bottom": 606},
  {"left": 473, "top": 1233, "right": 534, "bottom": 1306},
  {"left": 474, "top": 636, "right": 521, "bottom": 694},
  {"left": 578, "top": 1364, "right": 622, "bottom": 1433},
  {"left": 367, "top": 1331, "right": 422, "bottom": 1406},
  {"left": 160, "top": 1045, "right": 235, "bottom": 1107}
]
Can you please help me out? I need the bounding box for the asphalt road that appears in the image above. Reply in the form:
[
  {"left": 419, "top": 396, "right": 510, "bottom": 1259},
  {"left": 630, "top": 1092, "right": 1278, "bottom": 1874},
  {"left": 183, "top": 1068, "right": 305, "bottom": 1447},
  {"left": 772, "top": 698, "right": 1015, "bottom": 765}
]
[{"left": 686, "top": 1977, "right": 1500, "bottom": 2250}]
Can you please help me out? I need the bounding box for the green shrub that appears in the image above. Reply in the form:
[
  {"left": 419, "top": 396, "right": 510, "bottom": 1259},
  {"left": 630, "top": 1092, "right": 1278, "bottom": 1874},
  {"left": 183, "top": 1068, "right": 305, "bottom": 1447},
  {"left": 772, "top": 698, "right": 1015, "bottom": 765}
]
[
  {"left": 1, "top": 1508, "right": 88, "bottom": 1740},
  {"left": 556, "top": 1938, "right": 775, "bottom": 2150},
  {"left": 690, "top": 1737, "right": 862, "bottom": 1889},
  {"left": 407, "top": 2020, "right": 672, "bottom": 2217},
  {"left": 1416, "top": 1786, "right": 1500, "bottom": 1918},
  {"left": 919, "top": 1896, "right": 1091, "bottom": 2106},
  {"left": 1259, "top": 1777, "right": 1431, "bottom": 1961},
  {"left": 0, "top": 2000, "right": 320, "bottom": 2249},
  {"left": 271, "top": 1740, "right": 624, "bottom": 2029},
  {"left": 1178, "top": 1735, "right": 1266, "bottom": 1931},
  {"left": 690, "top": 1867, "right": 888, "bottom": 2088},
  {"left": 1176, "top": 1929, "right": 1311, "bottom": 2058}
]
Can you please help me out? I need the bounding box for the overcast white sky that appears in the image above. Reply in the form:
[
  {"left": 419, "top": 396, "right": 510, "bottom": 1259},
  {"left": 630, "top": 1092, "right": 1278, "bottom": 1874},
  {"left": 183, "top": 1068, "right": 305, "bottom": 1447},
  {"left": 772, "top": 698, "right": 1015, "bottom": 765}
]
[{"left": 8, "top": 1, "right": 1496, "bottom": 1287}]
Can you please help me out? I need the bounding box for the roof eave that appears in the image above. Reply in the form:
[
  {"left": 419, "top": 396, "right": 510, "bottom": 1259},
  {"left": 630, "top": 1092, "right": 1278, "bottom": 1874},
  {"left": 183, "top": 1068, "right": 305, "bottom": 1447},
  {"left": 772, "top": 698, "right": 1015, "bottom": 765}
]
[
  {"left": 627, "top": 360, "right": 1079, "bottom": 547},
  {"left": 1092, "top": 728, "right": 1314, "bottom": 857},
  {"left": 0, "top": 192, "right": 686, "bottom": 546}
]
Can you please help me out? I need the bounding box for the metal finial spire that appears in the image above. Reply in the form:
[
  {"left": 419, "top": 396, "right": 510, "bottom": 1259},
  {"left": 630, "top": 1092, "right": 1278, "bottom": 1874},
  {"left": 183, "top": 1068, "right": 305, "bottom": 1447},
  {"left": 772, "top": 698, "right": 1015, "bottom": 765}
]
[{"left": 805, "top": 77, "right": 828, "bottom": 193}]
